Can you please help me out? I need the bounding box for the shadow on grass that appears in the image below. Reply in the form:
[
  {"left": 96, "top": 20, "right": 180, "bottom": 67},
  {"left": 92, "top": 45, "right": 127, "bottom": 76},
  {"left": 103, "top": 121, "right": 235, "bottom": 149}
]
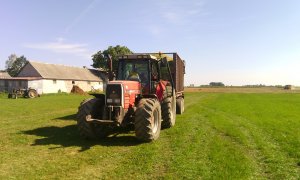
[
  {"left": 53, "top": 114, "right": 77, "bottom": 121},
  {"left": 22, "top": 125, "right": 141, "bottom": 152}
]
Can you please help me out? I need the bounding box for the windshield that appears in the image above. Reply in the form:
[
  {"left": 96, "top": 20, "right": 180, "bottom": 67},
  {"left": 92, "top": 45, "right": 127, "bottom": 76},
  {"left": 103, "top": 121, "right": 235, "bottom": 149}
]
[{"left": 117, "top": 60, "right": 149, "bottom": 86}]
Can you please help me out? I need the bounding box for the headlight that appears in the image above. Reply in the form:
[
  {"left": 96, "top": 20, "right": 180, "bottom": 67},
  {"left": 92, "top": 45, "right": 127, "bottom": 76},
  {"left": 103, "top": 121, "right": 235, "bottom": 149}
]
[{"left": 107, "top": 98, "right": 113, "bottom": 103}]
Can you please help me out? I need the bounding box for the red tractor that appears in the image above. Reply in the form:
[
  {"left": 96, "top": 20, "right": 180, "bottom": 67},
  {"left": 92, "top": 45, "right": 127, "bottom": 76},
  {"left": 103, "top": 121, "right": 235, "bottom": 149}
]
[{"left": 77, "top": 53, "right": 185, "bottom": 142}]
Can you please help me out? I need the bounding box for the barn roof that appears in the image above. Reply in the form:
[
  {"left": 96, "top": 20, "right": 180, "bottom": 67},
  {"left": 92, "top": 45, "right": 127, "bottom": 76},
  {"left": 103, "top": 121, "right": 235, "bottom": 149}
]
[
  {"left": 1, "top": 77, "right": 42, "bottom": 80},
  {"left": 21, "top": 61, "right": 103, "bottom": 81},
  {"left": 0, "top": 71, "right": 11, "bottom": 79}
]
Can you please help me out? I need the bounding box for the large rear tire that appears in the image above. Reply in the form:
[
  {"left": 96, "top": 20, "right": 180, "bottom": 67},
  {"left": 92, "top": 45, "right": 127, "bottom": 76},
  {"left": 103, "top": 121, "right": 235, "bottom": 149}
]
[
  {"left": 77, "top": 98, "right": 111, "bottom": 139},
  {"left": 176, "top": 97, "right": 184, "bottom": 114},
  {"left": 135, "top": 98, "right": 161, "bottom": 142},
  {"left": 28, "top": 89, "right": 38, "bottom": 98},
  {"left": 161, "top": 91, "right": 176, "bottom": 128}
]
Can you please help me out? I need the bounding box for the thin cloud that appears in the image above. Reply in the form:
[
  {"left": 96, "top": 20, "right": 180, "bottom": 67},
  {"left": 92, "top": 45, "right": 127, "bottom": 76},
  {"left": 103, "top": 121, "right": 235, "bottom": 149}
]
[
  {"left": 64, "top": 0, "right": 100, "bottom": 34},
  {"left": 162, "top": 12, "right": 182, "bottom": 24},
  {"left": 159, "top": 0, "right": 207, "bottom": 24},
  {"left": 144, "top": 0, "right": 207, "bottom": 37},
  {"left": 23, "top": 39, "right": 91, "bottom": 59},
  {"left": 148, "top": 25, "right": 164, "bottom": 36}
]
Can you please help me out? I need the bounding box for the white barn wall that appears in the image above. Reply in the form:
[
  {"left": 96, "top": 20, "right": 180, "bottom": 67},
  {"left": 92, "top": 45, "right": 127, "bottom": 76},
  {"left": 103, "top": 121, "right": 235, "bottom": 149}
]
[
  {"left": 75, "top": 81, "right": 103, "bottom": 92},
  {"left": 41, "top": 79, "right": 103, "bottom": 93},
  {"left": 28, "top": 80, "right": 43, "bottom": 94},
  {"left": 42, "top": 79, "right": 68, "bottom": 93}
]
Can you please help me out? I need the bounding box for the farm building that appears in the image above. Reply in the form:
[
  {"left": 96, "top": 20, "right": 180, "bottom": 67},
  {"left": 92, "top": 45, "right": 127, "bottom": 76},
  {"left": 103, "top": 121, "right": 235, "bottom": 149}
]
[
  {"left": 0, "top": 61, "right": 106, "bottom": 94},
  {"left": 0, "top": 71, "right": 11, "bottom": 78}
]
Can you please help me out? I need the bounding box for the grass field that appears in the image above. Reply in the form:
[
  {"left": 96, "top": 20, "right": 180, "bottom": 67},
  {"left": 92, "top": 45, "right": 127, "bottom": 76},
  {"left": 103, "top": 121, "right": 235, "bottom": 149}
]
[{"left": 0, "top": 91, "right": 299, "bottom": 179}]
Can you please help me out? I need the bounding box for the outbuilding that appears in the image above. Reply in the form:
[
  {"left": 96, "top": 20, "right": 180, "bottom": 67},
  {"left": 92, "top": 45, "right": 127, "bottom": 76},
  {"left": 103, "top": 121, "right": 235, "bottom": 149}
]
[{"left": 0, "top": 61, "right": 105, "bottom": 94}]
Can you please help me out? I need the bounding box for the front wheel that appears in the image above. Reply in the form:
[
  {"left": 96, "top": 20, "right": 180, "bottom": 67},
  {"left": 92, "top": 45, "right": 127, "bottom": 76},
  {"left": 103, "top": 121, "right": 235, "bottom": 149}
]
[
  {"left": 135, "top": 98, "right": 162, "bottom": 142},
  {"left": 77, "top": 98, "right": 111, "bottom": 139}
]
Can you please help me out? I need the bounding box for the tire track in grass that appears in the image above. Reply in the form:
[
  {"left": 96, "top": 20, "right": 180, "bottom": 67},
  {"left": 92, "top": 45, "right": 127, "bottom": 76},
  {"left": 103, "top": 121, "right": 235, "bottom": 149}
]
[
  {"left": 199, "top": 105, "right": 300, "bottom": 179},
  {"left": 158, "top": 93, "right": 256, "bottom": 179},
  {"left": 160, "top": 93, "right": 215, "bottom": 178},
  {"left": 118, "top": 93, "right": 234, "bottom": 179},
  {"left": 199, "top": 106, "right": 265, "bottom": 178},
  {"left": 166, "top": 94, "right": 218, "bottom": 178},
  {"left": 91, "top": 93, "right": 210, "bottom": 179}
]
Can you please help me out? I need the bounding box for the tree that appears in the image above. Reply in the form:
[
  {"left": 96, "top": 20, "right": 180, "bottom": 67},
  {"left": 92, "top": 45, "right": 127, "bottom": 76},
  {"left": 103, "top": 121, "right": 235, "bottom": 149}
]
[
  {"left": 5, "top": 55, "right": 28, "bottom": 76},
  {"left": 209, "top": 82, "right": 225, "bottom": 87},
  {"left": 5, "top": 54, "right": 17, "bottom": 70},
  {"left": 91, "top": 45, "right": 133, "bottom": 71}
]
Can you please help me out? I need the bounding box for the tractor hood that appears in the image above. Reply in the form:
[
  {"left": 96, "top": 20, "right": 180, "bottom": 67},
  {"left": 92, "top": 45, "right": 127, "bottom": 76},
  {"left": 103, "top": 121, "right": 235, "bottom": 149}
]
[{"left": 106, "top": 81, "right": 141, "bottom": 109}]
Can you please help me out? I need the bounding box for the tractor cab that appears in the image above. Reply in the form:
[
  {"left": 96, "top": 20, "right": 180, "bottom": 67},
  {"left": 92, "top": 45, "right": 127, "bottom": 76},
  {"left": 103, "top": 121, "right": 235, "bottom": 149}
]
[{"left": 117, "top": 54, "right": 160, "bottom": 94}]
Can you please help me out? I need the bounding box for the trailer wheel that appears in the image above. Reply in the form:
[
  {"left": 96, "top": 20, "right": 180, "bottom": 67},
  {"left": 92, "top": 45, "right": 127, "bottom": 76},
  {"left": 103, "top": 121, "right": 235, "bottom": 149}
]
[
  {"left": 77, "top": 98, "right": 111, "bottom": 139},
  {"left": 135, "top": 98, "right": 161, "bottom": 142},
  {"left": 161, "top": 92, "right": 176, "bottom": 129},
  {"left": 176, "top": 97, "right": 184, "bottom": 114}
]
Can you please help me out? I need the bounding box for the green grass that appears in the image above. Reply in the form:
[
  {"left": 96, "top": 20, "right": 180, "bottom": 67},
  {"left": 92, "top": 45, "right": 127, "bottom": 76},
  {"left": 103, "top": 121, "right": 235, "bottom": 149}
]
[{"left": 0, "top": 92, "right": 299, "bottom": 179}]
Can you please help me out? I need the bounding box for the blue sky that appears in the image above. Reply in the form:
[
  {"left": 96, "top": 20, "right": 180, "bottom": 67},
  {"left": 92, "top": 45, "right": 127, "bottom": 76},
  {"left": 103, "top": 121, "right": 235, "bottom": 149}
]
[{"left": 1, "top": 0, "right": 300, "bottom": 86}]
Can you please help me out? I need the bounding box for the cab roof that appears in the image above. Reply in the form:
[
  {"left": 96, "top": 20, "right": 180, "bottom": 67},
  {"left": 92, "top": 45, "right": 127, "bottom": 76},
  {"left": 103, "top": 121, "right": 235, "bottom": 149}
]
[{"left": 118, "top": 54, "right": 158, "bottom": 61}]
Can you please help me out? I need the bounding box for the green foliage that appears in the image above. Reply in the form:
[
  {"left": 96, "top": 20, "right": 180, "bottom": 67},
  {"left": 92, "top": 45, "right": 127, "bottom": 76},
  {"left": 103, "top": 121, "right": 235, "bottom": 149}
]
[
  {"left": 91, "top": 45, "right": 133, "bottom": 71},
  {"left": 5, "top": 54, "right": 17, "bottom": 69},
  {"left": 0, "top": 92, "right": 300, "bottom": 179},
  {"left": 5, "top": 55, "right": 28, "bottom": 76},
  {"left": 209, "top": 82, "right": 225, "bottom": 87}
]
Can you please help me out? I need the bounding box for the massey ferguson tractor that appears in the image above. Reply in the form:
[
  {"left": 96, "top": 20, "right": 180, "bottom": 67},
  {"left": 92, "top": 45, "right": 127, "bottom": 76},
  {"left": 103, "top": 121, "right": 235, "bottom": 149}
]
[{"left": 77, "top": 53, "right": 185, "bottom": 142}]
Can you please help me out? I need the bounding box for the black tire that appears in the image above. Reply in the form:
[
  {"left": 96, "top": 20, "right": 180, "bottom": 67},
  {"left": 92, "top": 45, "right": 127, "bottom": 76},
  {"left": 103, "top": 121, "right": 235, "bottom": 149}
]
[
  {"left": 135, "top": 98, "right": 161, "bottom": 142},
  {"left": 11, "top": 94, "right": 17, "bottom": 99},
  {"left": 161, "top": 91, "right": 176, "bottom": 128},
  {"left": 8, "top": 94, "right": 12, "bottom": 98},
  {"left": 77, "top": 98, "right": 111, "bottom": 139},
  {"left": 176, "top": 97, "right": 184, "bottom": 114},
  {"left": 28, "top": 89, "right": 38, "bottom": 98}
]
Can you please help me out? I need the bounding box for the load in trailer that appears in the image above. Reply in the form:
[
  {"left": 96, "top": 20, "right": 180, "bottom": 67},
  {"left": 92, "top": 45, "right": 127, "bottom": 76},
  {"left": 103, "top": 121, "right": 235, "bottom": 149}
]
[{"left": 77, "top": 52, "right": 186, "bottom": 142}]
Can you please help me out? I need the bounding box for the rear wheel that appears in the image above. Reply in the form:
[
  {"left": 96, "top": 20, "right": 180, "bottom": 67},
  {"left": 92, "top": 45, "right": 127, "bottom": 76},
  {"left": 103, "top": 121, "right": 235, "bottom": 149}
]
[
  {"left": 161, "top": 91, "right": 176, "bottom": 128},
  {"left": 77, "top": 98, "right": 111, "bottom": 139},
  {"left": 28, "top": 89, "right": 38, "bottom": 98},
  {"left": 135, "top": 98, "right": 161, "bottom": 142},
  {"left": 176, "top": 97, "right": 184, "bottom": 114}
]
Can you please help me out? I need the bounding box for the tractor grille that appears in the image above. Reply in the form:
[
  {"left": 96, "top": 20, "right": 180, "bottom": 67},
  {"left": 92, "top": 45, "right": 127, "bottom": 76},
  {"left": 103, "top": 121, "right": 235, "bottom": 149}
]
[{"left": 106, "top": 84, "right": 123, "bottom": 106}]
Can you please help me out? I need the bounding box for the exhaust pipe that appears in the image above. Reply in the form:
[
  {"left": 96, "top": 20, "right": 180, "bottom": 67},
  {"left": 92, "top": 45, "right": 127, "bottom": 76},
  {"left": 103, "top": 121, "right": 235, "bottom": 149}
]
[{"left": 106, "top": 54, "right": 115, "bottom": 81}]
